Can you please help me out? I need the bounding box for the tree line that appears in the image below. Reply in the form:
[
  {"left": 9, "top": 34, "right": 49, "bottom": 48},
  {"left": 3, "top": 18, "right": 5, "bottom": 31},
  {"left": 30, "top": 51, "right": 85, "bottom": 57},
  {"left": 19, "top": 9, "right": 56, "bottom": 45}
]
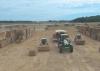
[{"left": 71, "top": 15, "right": 100, "bottom": 22}]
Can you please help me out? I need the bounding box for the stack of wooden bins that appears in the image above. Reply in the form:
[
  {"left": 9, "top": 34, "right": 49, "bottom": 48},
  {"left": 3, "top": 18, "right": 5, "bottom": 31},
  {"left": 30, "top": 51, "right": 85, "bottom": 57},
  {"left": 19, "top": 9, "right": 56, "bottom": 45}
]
[
  {"left": 10, "top": 30, "right": 17, "bottom": 43},
  {"left": 0, "top": 30, "right": 9, "bottom": 48},
  {"left": 78, "top": 26, "right": 88, "bottom": 35},
  {"left": 94, "top": 27, "right": 100, "bottom": 41},
  {"left": 24, "top": 29, "right": 28, "bottom": 40},
  {"left": 87, "top": 27, "right": 92, "bottom": 38},
  {"left": 0, "top": 25, "right": 35, "bottom": 48},
  {"left": 90, "top": 28, "right": 97, "bottom": 40},
  {"left": 89, "top": 27, "right": 100, "bottom": 40},
  {"left": 22, "top": 28, "right": 27, "bottom": 41},
  {"left": 0, "top": 31, "right": 6, "bottom": 48},
  {"left": 30, "top": 28, "right": 34, "bottom": 38},
  {"left": 5, "top": 30, "right": 13, "bottom": 44},
  {"left": 78, "top": 26, "right": 83, "bottom": 34},
  {"left": 28, "top": 28, "right": 30, "bottom": 38},
  {"left": 97, "top": 33, "right": 100, "bottom": 41},
  {"left": 78, "top": 25, "right": 100, "bottom": 41},
  {"left": 84, "top": 26, "right": 89, "bottom": 35},
  {"left": 83, "top": 26, "right": 86, "bottom": 35},
  {"left": 25, "top": 28, "right": 28, "bottom": 39},
  {"left": 30, "top": 28, "right": 33, "bottom": 37},
  {"left": 27, "top": 28, "right": 31, "bottom": 38}
]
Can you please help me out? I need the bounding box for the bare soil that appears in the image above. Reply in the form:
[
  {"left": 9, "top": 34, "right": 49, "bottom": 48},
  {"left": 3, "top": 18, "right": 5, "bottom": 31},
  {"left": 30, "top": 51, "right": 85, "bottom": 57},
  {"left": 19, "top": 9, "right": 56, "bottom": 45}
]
[{"left": 0, "top": 25, "right": 100, "bottom": 71}]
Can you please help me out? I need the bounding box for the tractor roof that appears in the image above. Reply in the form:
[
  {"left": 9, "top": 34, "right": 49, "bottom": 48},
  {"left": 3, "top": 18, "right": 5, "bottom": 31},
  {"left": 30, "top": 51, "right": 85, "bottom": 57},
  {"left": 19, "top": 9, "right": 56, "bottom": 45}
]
[
  {"left": 55, "top": 30, "right": 66, "bottom": 33},
  {"left": 61, "top": 34, "right": 69, "bottom": 36},
  {"left": 76, "top": 34, "right": 81, "bottom": 36},
  {"left": 41, "top": 38, "right": 47, "bottom": 40}
]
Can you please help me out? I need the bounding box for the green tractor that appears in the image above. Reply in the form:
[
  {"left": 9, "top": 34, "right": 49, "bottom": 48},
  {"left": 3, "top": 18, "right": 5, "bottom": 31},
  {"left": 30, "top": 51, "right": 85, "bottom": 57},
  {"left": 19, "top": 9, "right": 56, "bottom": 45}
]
[
  {"left": 58, "top": 34, "right": 73, "bottom": 53},
  {"left": 59, "top": 34, "right": 69, "bottom": 41}
]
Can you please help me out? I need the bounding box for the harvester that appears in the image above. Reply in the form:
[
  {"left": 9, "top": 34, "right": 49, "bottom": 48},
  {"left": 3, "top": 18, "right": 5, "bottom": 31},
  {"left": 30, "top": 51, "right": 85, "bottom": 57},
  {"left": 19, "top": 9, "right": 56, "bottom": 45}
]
[
  {"left": 74, "top": 34, "right": 85, "bottom": 45},
  {"left": 38, "top": 38, "right": 50, "bottom": 51},
  {"left": 52, "top": 30, "right": 66, "bottom": 42},
  {"left": 58, "top": 34, "right": 73, "bottom": 53}
]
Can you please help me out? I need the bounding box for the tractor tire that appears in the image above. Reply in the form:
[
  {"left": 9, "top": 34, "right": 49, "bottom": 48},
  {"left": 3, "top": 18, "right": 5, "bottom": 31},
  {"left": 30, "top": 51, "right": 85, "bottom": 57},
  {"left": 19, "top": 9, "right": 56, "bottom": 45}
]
[
  {"left": 70, "top": 46, "right": 73, "bottom": 53},
  {"left": 58, "top": 43, "right": 61, "bottom": 48},
  {"left": 59, "top": 47, "right": 63, "bottom": 53},
  {"left": 58, "top": 44, "right": 60, "bottom": 48}
]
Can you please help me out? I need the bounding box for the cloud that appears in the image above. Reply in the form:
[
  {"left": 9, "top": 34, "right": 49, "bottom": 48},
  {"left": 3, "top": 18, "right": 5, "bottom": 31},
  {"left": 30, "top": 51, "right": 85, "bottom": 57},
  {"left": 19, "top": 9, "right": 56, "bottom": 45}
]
[{"left": 0, "top": 0, "right": 100, "bottom": 20}]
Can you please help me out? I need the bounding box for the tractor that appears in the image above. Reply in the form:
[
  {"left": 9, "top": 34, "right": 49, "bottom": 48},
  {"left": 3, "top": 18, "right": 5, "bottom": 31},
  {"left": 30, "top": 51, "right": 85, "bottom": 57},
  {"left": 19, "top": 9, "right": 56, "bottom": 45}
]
[
  {"left": 58, "top": 34, "right": 73, "bottom": 53},
  {"left": 59, "top": 34, "right": 69, "bottom": 41},
  {"left": 38, "top": 38, "right": 50, "bottom": 51},
  {"left": 58, "top": 34, "right": 70, "bottom": 47},
  {"left": 52, "top": 30, "right": 66, "bottom": 42},
  {"left": 74, "top": 34, "right": 85, "bottom": 45},
  {"left": 58, "top": 39, "right": 73, "bottom": 53}
]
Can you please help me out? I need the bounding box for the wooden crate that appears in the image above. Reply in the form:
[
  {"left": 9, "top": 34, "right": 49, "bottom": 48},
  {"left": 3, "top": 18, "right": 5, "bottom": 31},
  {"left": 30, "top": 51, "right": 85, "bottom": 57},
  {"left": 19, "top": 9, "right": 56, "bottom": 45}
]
[
  {"left": 97, "top": 33, "right": 100, "bottom": 41},
  {"left": 89, "top": 27, "right": 100, "bottom": 40},
  {"left": 29, "top": 50, "right": 36, "bottom": 56}
]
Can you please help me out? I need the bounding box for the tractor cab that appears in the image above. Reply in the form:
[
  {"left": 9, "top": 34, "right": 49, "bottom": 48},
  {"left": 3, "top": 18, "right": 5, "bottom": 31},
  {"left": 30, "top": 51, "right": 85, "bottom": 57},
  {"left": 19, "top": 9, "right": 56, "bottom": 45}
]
[
  {"left": 75, "top": 34, "right": 81, "bottom": 39},
  {"left": 55, "top": 30, "right": 66, "bottom": 39},
  {"left": 40, "top": 38, "right": 48, "bottom": 45},
  {"left": 58, "top": 34, "right": 70, "bottom": 45},
  {"left": 59, "top": 39, "right": 73, "bottom": 53},
  {"left": 59, "top": 34, "right": 69, "bottom": 41},
  {"left": 74, "top": 34, "right": 85, "bottom": 45},
  {"left": 38, "top": 38, "right": 50, "bottom": 51}
]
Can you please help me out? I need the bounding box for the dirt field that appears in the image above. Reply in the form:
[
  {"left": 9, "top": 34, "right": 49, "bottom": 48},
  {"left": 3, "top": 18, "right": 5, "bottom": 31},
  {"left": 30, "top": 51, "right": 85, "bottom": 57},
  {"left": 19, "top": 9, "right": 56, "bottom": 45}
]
[{"left": 0, "top": 25, "right": 100, "bottom": 71}]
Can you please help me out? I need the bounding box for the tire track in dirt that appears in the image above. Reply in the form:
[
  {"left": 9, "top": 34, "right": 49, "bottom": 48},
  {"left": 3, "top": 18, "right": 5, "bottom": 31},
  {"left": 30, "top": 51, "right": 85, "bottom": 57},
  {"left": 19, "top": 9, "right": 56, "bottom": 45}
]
[{"left": 64, "top": 26, "right": 95, "bottom": 71}]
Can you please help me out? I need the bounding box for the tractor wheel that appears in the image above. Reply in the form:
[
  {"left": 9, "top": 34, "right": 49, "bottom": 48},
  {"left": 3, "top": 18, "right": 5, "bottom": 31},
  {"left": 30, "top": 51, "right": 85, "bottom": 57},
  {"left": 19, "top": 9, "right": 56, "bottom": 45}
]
[
  {"left": 59, "top": 47, "right": 63, "bottom": 53},
  {"left": 70, "top": 46, "right": 73, "bottom": 53},
  {"left": 58, "top": 44, "right": 59, "bottom": 48},
  {"left": 58, "top": 43, "right": 61, "bottom": 48}
]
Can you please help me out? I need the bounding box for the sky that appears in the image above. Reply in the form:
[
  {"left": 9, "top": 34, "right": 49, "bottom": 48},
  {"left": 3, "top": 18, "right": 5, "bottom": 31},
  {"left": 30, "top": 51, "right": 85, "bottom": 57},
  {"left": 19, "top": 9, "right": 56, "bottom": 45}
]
[{"left": 0, "top": 0, "right": 100, "bottom": 21}]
